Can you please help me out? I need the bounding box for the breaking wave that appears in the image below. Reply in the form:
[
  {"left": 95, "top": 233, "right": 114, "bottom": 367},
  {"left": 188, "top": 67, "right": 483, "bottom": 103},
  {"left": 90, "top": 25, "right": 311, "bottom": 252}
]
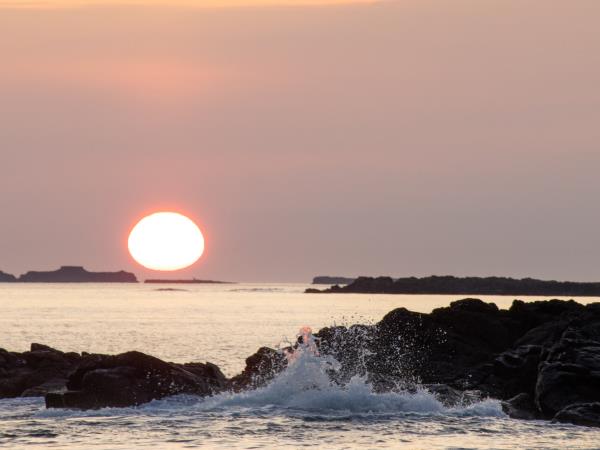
[{"left": 37, "top": 326, "right": 504, "bottom": 421}]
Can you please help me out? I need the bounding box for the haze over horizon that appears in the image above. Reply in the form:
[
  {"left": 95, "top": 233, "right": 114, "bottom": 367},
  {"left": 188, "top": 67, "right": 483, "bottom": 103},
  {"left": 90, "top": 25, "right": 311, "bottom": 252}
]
[{"left": 2, "top": 0, "right": 600, "bottom": 282}]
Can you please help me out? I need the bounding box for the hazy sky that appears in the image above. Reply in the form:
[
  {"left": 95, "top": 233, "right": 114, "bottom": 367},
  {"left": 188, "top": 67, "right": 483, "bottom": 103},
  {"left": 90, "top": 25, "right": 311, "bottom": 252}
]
[{"left": 2, "top": 0, "right": 600, "bottom": 282}]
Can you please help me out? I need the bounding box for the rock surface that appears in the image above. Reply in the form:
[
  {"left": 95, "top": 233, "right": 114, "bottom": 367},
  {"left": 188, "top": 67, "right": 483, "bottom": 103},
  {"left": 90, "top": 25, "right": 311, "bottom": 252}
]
[
  {"left": 0, "top": 344, "right": 81, "bottom": 398},
  {"left": 46, "top": 351, "right": 226, "bottom": 409},
  {"left": 554, "top": 403, "right": 600, "bottom": 427}
]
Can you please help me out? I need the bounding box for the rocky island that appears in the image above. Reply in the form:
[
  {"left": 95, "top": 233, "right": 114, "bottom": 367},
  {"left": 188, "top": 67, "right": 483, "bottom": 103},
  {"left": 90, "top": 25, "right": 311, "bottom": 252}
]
[
  {"left": 145, "top": 279, "right": 233, "bottom": 284},
  {"left": 16, "top": 266, "right": 137, "bottom": 283},
  {"left": 1, "top": 298, "right": 600, "bottom": 428},
  {"left": 306, "top": 275, "right": 600, "bottom": 297},
  {"left": 0, "top": 271, "right": 17, "bottom": 282},
  {"left": 312, "top": 276, "right": 356, "bottom": 285}
]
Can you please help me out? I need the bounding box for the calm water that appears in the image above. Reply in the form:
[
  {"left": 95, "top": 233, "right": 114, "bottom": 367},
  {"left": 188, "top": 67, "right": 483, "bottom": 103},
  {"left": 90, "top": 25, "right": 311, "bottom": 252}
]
[{"left": 1, "top": 283, "right": 600, "bottom": 449}]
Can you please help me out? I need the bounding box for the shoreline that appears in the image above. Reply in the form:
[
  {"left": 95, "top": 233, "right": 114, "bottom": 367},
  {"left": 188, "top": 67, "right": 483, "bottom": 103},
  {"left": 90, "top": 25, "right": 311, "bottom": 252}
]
[{"left": 2, "top": 297, "right": 600, "bottom": 428}]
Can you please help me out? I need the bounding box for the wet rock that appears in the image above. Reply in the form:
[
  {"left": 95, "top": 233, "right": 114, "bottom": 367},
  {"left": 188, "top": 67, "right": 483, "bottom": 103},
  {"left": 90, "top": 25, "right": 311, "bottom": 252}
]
[
  {"left": 553, "top": 402, "right": 600, "bottom": 428},
  {"left": 0, "top": 344, "right": 80, "bottom": 399},
  {"left": 488, "top": 345, "right": 543, "bottom": 398},
  {"left": 46, "top": 351, "right": 225, "bottom": 409},
  {"left": 424, "top": 384, "right": 482, "bottom": 407},
  {"left": 228, "top": 347, "right": 287, "bottom": 391},
  {"left": 535, "top": 329, "right": 600, "bottom": 416},
  {"left": 21, "top": 378, "right": 68, "bottom": 397},
  {"left": 502, "top": 393, "right": 540, "bottom": 420}
]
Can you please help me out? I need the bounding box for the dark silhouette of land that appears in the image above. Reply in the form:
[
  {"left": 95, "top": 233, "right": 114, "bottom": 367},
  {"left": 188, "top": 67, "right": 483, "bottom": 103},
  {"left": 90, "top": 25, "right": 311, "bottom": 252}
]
[
  {"left": 145, "top": 279, "right": 234, "bottom": 284},
  {"left": 7, "top": 266, "right": 138, "bottom": 283},
  {"left": 0, "top": 271, "right": 17, "bottom": 282},
  {"left": 312, "top": 276, "right": 356, "bottom": 285},
  {"left": 306, "top": 275, "right": 600, "bottom": 297}
]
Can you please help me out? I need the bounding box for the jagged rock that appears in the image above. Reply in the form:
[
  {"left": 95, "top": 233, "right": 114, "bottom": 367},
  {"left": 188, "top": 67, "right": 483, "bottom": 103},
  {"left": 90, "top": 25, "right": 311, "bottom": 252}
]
[
  {"left": 46, "top": 351, "right": 225, "bottom": 409},
  {"left": 553, "top": 402, "right": 600, "bottom": 427},
  {"left": 21, "top": 378, "right": 68, "bottom": 397},
  {"left": 228, "top": 347, "right": 287, "bottom": 391},
  {"left": 0, "top": 344, "right": 80, "bottom": 399},
  {"left": 487, "top": 345, "right": 543, "bottom": 398},
  {"left": 502, "top": 393, "right": 540, "bottom": 420},
  {"left": 535, "top": 328, "right": 600, "bottom": 416}
]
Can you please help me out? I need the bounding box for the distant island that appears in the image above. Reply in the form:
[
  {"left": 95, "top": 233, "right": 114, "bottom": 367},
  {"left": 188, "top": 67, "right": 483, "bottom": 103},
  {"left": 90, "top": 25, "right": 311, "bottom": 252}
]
[
  {"left": 145, "top": 279, "right": 234, "bottom": 284},
  {"left": 0, "top": 271, "right": 17, "bottom": 282},
  {"left": 306, "top": 275, "right": 600, "bottom": 297},
  {"left": 312, "top": 276, "right": 356, "bottom": 285},
  {"left": 0, "top": 266, "right": 137, "bottom": 283}
]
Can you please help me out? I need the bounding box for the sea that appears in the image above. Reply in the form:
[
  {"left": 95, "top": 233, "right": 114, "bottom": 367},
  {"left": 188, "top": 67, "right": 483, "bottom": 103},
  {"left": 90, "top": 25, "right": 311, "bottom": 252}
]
[{"left": 1, "top": 283, "right": 600, "bottom": 449}]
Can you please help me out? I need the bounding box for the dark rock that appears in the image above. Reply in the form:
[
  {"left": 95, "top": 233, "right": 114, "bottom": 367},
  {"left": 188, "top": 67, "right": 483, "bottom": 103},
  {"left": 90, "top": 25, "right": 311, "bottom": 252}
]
[
  {"left": 554, "top": 402, "right": 600, "bottom": 427},
  {"left": 424, "top": 384, "right": 482, "bottom": 407},
  {"left": 0, "top": 344, "right": 80, "bottom": 399},
  {"left": 535, "top": 326, "right": 600, "bottom": 416},
  {"left": 502, "top": 393, "right": 540, "bottom": 420},
  {"left": 305, "top": 288, "right": 322, "bottom": 294},
  {"left": 0, "top": 271, "right": 17, "bottom": 282},
  {"left": 228, "top": 347, "right": 287, "bottom": 391},
  {"left": 487, "top": 345, "right": 543, "bottom": 398},
  {"left": 19, "top": 266, "right": 137, "bottom": 283},
  {"left": 21, "top": 378, "right": 68, "bottom": 397},
  {"left": 47, "top": 351, "right": 224, "bottom": 409}
]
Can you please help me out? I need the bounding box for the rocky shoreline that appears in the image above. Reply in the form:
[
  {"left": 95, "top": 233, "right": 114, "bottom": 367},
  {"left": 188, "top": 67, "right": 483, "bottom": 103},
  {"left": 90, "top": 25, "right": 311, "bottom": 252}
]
[
  {"left": 1, "top": 298, "right": 600, "bottom": 428},
  {"left": 307, "top": 275, "right": 600, "bottom": 296}
]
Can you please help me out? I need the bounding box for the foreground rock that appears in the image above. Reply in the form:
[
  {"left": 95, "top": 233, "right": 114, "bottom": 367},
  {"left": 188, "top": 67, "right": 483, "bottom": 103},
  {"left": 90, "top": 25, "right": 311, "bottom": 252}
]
[
  {"left": 46, "top": 351, "right": 226, "bottom": 409},
  {"left": 554, "top": 403, "right": 600, "bottom": 427},
  {"left": 2, "top": 298, "right": 600, "bottom": 428},
  {"left": 308, "top": 275, "right": 600, "bottom": 296},
  {"left": 311, "top": 299, "right": 600, "bottom": 427},
  {"left": 0, "top": 344, "right": 81, "bottom": 398}
]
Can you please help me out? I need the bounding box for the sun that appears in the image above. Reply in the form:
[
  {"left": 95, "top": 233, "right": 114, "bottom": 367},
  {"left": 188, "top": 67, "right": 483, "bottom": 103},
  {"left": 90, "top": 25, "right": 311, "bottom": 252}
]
[{"left": 128, "top": 212, "right": 205, "bottom": 271}]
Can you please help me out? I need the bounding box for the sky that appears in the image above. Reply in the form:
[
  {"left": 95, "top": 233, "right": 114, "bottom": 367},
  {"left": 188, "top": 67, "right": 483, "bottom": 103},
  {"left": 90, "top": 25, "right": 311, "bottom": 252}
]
[{"left": 1, "top": 0, "right": 600, "bottom": 282}]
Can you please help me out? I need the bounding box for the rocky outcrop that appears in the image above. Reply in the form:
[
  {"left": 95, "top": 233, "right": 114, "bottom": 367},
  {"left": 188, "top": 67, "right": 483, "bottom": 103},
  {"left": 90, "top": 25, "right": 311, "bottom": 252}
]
[
  {"left": 0, "top": 344, "right": 81, "bottom": 398},
  {"left": 308, "top": 275, "right": 600, "bottom": 296},
  {"left": 46, "top": 351, "right": 226, "bottom": 409},
  {"left": 311, "top": 299, "right": 600, "bottom": 427},
  {"left": 2, "top": 298, "right": 600, "bottom": 428},
  {"left": 19, "top": 266, "right": 137, "bottom": 283},
  {"left": 228, "top": 347, "right": 287, "bottom": 392},
  {"left": 554, "top": 403, "right": 600, "bottom": 427},
  {"left": 0, "top": 271, "right": 17, "bottom": 282}
]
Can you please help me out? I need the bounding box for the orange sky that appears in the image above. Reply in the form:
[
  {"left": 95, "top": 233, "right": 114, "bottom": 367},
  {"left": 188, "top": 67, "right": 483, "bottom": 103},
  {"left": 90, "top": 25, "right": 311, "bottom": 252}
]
[
  {"left": 2, "top": 0, "right": 600, "bottom": 281},
  {"left": 0, "top": 0, "right": 376, "bottom": 7}
]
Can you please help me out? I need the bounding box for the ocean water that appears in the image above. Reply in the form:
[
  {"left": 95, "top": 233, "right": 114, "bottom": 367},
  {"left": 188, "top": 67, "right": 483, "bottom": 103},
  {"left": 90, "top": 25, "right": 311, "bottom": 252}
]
[{"left": 1, "top": 283, "right": 600, "bottom": 449}]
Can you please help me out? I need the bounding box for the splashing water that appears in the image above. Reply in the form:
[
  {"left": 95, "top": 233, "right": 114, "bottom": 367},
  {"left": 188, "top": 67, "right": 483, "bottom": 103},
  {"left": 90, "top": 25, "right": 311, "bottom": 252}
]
[{"left": 186, "top": 326, "right": 505, "bottom": 419}]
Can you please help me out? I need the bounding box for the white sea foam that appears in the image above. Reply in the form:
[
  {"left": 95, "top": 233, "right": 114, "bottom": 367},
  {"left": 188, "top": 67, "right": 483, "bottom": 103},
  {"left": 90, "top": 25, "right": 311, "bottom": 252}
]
[{"left": 192, "top": 340, "right": 504, "bottom": 418}]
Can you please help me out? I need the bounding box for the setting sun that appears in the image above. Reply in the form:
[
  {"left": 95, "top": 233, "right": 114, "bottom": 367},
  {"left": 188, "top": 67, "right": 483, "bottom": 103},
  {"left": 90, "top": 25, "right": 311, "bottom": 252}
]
[{"left": 128, "top": 212, "right": 204, "bottom": 271}]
